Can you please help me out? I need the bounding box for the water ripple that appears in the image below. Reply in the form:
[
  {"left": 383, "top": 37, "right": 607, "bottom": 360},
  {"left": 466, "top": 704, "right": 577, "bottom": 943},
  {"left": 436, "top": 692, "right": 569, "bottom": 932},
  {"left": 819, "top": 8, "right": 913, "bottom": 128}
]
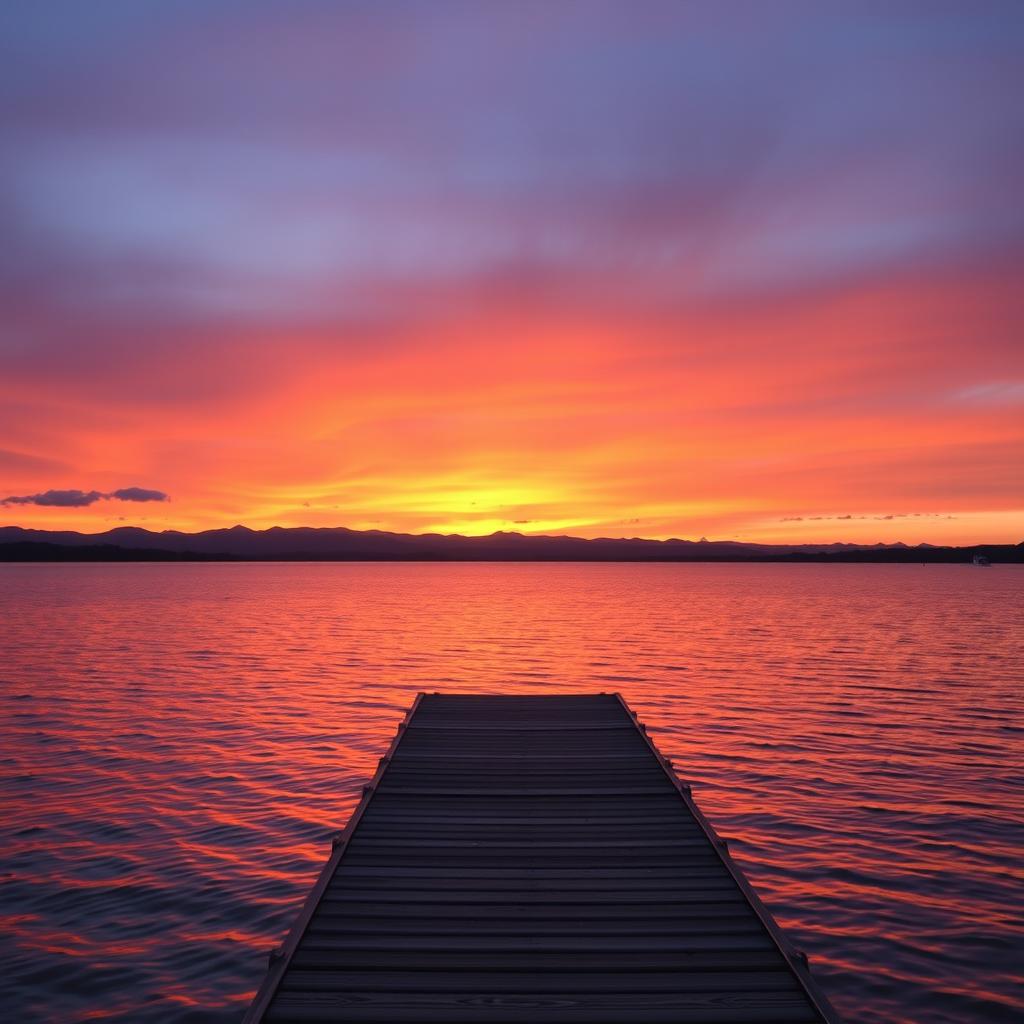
[{"left": 1, "top": 562, "right": 1021, "bottom": 1023}]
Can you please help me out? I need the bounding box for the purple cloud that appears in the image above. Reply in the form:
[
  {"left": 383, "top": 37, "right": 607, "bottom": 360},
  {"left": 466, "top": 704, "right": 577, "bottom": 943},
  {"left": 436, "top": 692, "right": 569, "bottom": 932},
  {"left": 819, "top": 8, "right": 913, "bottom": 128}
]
[
  {"left": 1, "top": 489, "right": 104, "bottom": 507},
  {"left": 108, "top": 487, "right": 169, "bottom": 502},
  {"left": 1, "top": 487, "right": 169, "bottom": 507}
]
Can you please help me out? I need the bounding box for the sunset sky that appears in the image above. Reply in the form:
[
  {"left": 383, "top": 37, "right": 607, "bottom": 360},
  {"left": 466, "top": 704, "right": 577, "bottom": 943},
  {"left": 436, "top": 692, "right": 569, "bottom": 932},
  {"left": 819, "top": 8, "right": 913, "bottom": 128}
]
[{"left": 2, "top": 1, "right": 1022, "bottom": 544}]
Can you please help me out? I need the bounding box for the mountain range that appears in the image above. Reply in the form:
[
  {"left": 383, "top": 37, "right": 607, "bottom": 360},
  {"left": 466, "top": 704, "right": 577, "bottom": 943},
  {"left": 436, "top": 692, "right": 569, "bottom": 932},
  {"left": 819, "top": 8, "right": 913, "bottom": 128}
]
[{"left": 0, "top": 525, "right": 1020, "bottom": 562}]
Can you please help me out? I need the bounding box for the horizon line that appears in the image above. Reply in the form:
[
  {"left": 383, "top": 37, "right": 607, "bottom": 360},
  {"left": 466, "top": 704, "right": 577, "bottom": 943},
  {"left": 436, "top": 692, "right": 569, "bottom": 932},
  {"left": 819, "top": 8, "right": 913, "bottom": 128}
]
[{"left": 2, "top": 522, "right": 1019, "bottom": 549}]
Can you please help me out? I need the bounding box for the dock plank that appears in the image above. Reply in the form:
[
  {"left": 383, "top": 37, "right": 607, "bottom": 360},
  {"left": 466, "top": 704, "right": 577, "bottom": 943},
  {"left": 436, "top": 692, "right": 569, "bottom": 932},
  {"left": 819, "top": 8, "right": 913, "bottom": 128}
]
[
  {"left": 243, "top": 693, "right": 840, "bottom": 1023},
  {"left": 277, "top": 970, "right": 802, "bottom": 994},
  {"left": 265, "top": 990, "right": 820, "bottom": 1023}
]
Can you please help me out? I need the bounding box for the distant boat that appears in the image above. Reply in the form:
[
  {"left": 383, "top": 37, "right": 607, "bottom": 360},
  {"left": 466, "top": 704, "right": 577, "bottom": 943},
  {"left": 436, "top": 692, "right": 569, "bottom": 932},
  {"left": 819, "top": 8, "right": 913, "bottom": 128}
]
[{"left": 972, "top": 553, "right": 991, "bottom": 566}]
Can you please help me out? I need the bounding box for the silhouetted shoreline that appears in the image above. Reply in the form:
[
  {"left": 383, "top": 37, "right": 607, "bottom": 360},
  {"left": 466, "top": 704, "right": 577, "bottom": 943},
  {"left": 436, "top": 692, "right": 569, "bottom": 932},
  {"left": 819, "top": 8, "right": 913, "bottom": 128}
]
[{"left": 1, "top": 526, "right": 1020, "bottom": 563}]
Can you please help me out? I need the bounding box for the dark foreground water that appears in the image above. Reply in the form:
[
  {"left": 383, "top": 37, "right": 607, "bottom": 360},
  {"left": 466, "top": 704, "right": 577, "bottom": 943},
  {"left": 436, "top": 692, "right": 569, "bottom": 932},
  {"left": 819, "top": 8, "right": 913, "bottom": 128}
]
[{"left": 1, "top": 563, "right": 1022, "bottom": 1023}]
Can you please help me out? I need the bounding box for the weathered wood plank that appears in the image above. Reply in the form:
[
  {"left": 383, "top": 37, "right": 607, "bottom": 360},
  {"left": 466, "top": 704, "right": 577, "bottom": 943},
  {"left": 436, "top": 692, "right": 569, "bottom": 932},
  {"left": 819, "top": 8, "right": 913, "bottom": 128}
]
[
  {"left": 278, "top": 970, "right": 801, "bottom": 994},
  {"left": 346, "top": 839, "right": 715, "bottom": 850},
  {"left": 359, "top": 817, "right": 699, "bottom": 829},
  {"left": 311, "top": 900, "right": 757, "bottom": 920},
  {"left": 338, "top": 860, "right": 730, "bottom": 873},
  {"left": 287, "top": 949, "right": 793, "bottom": 972},
  {"left": 376, "top": 788, "right": 676, "bottom": 798},
  {"left": 405, "top": 722, "right": 637, "bottom": 731},
  {"left": 295, "top": 934, "right": 777, "bottom": 953},
  {"left": 351, "top": 832, "right": 710, "bottom": 845},
  {"left": 265, "top": 989, "right": 820, "bottom": 1023},
  {"left": 352, "top": 822, "right": 705, "bottom": 832},
  {"left": 319, "top": 889, "right": 749, "bottom": 905},
  {"left": 334, "top": 865, "right": 732, "bottom": 878},
  {"left": 327, "top": 877, "right": 740, "bottom": 892},
  {"left": 304, "top": 919, "right": 768, "bottom": 938}
]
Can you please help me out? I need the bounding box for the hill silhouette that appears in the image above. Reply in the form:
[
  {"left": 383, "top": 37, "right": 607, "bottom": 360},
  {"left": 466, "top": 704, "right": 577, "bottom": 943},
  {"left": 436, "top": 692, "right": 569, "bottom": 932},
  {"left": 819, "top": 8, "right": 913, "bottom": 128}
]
[{"left": 0, "top": 525, "right": 1020, "bottom": 562}]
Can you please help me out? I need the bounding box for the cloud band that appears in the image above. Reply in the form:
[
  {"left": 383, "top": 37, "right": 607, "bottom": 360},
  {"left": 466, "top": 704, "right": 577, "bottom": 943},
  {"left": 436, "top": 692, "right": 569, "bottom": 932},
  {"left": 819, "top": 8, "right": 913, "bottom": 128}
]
[{"left": 1, "top": 487, "right": 169, "bottom": 508}]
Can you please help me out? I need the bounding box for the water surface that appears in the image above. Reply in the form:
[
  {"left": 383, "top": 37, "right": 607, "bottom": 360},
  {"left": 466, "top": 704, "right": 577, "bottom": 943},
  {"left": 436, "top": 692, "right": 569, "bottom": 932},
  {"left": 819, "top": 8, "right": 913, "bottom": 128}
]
[{"left": 2, "top": 563, "right": 1022, "bottom": 1023}]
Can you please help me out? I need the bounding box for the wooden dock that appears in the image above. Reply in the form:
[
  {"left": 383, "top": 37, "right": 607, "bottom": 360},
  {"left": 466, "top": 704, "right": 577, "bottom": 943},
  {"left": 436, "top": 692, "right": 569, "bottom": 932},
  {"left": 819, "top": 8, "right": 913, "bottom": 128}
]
[{"left": 244, "top": 693, "right": 840, "bottom": 1023}]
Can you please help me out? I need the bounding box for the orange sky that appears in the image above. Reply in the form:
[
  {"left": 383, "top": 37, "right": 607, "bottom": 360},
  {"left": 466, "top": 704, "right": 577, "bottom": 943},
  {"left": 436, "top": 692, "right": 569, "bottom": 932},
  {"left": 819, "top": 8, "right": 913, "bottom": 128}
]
[
  {"left": 2, "top": 4, "right": 1022, "bottom": 545},
  {"left": 3, "top": 261, "right": 1022, "bottom": 545}
]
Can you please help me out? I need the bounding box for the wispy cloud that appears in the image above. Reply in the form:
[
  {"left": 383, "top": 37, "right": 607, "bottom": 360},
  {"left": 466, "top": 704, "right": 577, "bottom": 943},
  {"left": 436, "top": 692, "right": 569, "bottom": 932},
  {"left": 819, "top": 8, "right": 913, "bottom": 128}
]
[
  {"left": 951, "top": 381, "right": 1024, "bottom": 405},
  {"left": 1, "top": 487, "right": 169, "bottom": 507},
  {"left": 781, "top": 512, "right": 956, "bottom": 523}
]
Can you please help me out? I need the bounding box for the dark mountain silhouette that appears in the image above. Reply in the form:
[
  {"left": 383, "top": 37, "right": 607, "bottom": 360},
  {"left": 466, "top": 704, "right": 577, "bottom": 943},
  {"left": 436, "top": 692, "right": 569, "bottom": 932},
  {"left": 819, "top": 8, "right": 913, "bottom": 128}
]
[{"left": 0, "top": 525, "right": 1020, "bottom": 562}]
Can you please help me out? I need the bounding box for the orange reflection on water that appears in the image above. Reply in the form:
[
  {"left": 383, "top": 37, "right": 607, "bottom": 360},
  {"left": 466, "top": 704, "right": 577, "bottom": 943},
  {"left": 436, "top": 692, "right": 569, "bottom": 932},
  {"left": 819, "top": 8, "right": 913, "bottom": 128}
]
[{"left": 1, "top": 562, "right": 1021, "bottom": 1023}]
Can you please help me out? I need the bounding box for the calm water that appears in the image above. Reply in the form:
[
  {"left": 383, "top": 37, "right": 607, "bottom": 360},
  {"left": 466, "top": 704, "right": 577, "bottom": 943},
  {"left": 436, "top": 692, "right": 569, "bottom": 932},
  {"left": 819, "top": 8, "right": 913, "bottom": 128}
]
[{"left": 1, "top": 563, "right": 1022, "bottom": 1023}]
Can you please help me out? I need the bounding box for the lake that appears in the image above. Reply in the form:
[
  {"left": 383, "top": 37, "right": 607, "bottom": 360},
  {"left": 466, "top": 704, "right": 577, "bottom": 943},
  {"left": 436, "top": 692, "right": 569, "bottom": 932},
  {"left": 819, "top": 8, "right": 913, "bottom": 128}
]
[{"left": 1, "top": 562, "right": 1021, "bottom": 1023}]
